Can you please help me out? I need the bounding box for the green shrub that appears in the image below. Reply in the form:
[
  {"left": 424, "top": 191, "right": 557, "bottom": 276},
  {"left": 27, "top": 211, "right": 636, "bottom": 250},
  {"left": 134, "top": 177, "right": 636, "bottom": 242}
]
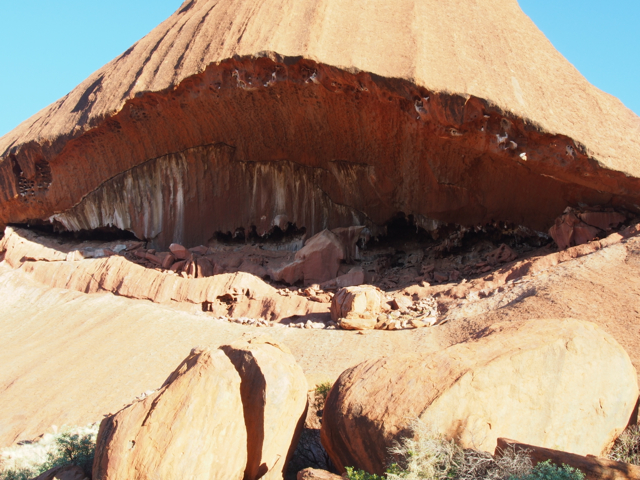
[
  {"left": 508, "top": 460, "right": 584, "bottom": 480},
  {"left": 0, "top": 468, "right": 32, "bottom": 480},
  {"left": 608, "top": 424, "right": 640, "bottom": 465},
  {"left": 314, "top": 381, "right": 333, "bottom": 410},
  {"left": 0, "top": 424, "right": 98, "bottom": 480},
  {"left": 345, "top": 466, "right": 386, "bottom": 480},
  {"left": 40, "top": 431, "right": 95, "bottom": 475}
]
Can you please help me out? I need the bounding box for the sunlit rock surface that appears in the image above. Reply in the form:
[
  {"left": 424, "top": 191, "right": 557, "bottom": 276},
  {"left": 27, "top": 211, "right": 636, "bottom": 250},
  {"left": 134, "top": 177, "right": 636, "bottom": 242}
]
[{"left": 0, "top": 0, "right": 639, "bottom": 249}]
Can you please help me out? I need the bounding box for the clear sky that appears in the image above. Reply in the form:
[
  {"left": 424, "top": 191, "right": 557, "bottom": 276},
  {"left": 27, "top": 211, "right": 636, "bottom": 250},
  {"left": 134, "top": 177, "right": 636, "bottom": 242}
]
[{"left": 0, "top": 1, "right": 638, "bottom": 138}]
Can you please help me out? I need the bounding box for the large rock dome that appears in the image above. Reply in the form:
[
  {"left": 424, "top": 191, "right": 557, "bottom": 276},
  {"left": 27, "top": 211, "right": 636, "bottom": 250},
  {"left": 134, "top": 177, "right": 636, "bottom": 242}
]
[{"left": 1, "top": 0, "right": 639, "bottom": 248}]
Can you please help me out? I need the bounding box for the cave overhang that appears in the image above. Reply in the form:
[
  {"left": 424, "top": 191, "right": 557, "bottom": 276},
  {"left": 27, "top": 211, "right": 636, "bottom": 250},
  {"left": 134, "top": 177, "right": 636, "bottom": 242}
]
[{"left": 1, "top": 54, "right": 639, "bottom": 249}]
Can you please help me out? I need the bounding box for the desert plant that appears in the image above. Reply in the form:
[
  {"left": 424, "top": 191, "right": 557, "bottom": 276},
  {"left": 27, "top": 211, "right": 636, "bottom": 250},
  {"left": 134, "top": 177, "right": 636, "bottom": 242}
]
[
  {"left": 345, "top": 466, "right": 386, "bottom": 480},
  {"left": 0, "top": 468, "right": 33, "bottom": 480},
  {"left": 385, "top": 420, "right": 463, "bottom": 480},
  {"left": 457, "top": 445, "right": 532, "bottom": 480},
  {"left": 314, "top": 381, "right": 333, "bottom": 411},
  {"left": 608, "top": 424, "right": 640, "bottom": 465},
  {"left": 0, "top": 424, "right": 98, "bottom": 480},
  {"left": 383, "top": 419, "right": 534, "bottom": 480},
  {"left": 40, "top": 431, "right": 96, "bottom": 475},
  {"left": 509, "top": 460, "right": 584, "bottom": 480}
]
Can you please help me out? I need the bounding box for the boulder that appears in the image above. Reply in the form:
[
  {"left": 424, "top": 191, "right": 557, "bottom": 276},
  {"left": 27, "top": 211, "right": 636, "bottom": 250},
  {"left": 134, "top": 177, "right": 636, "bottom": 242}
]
[
  {"left": 221, "top": 336, "right": 308, "bottom": 480},
  {"left": 169, "top": 260, "right": 185, "bottom": 272},
  {"left": 486, "top": 244, "right": 518, "bottom": 265},
  {"left": 579, "top": 211, "right": 626, "bottom": 232},
  {"left": 549, "top": 210, "right": 601, "bottom": 249},
  {"left": 390, "top": 295, "right": 412, "bottom": 312},
  {"left": 273, "top": 230, "right": 345, "bottom": 286},
  {"left": 320, "top": 319, "right": 639, "bottom": 475},
  {"left": 330, "top": 286, "right": 385, "bottom": 330},
  {"left": 321, "top": 267, "right": 366, "bottom": 289},
  {"left": 196, "top": 257, "right": 214, "bottom": 277},
  {"left": 297, "top": 468, "right": 343, "bottom": 480},
  {"left": 190, "top": 245, "right": 209, "bottom": 255},
  {"left": 33, "top": 465, "right": 88, "bottom": 480},
  {"left": 168, "top": 243, "right": 190, "bottom": 260},
  {"left": 161, "top": 253, "right": 175, "bottom": 269},
  {"left": 496, "top": 438, "right": 640, "bottom": 480},
  {"left": 92, "top": 348, "right": 247, "bottom": 480}
]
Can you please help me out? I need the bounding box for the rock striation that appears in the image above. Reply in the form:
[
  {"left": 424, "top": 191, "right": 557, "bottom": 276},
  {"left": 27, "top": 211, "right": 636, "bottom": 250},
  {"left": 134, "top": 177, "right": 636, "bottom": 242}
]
[
  {"left": 0, "top": 0, "right": 639, "bottom": 249},
  {"left": 320, "top": 319, "right": 639, "bottom": 475}
]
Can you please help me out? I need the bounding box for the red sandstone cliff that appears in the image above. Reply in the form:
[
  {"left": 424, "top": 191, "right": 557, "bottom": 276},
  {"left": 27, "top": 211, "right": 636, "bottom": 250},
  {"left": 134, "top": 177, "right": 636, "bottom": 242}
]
[{"left": 1, "top": 0, "right": 639, "bottom": 248}]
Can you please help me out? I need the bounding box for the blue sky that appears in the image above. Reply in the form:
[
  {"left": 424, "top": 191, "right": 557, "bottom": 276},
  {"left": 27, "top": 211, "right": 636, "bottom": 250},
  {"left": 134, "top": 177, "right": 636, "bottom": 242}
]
[{"left": 0, "top": 1, "right": 638, "bottom": 137}]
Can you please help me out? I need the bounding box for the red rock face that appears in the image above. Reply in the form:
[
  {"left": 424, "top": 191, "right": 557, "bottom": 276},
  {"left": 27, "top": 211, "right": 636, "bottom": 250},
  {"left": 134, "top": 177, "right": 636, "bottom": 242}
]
[{"left": 1, "top": 1, "right": 639, "bottom": 249}]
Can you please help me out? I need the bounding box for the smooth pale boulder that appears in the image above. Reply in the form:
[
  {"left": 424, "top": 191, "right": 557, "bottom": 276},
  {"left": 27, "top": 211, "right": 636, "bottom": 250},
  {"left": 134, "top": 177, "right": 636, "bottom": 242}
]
[
  {"left": 92, "top": 348, "right": 247, "bottom": 480},
  {"left": 330, "top": 285, "right": 385, "bottom": 329},
  {"left": 221, "top": 336, "right": 309, "bottom": 480},
  {"left": 320, "top": 319, "right": 639, "bottom": 475}
]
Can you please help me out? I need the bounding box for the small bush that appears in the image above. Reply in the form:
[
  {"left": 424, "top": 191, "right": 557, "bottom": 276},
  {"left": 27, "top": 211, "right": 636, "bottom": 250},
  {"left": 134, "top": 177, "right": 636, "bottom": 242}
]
[
  {"left": 458, "top": 446, "right": 532, "bottom": 480},
  {"left": 345, "top": 466, "right": 386, "bottom": 480},
  {"left": 608, "top": 424, "right": 640, "bottom": 465},
  {"left": 386, "top": 420, "right": 463, "bottom": 480},
  {"left": 509, "top": 460, "right": 584, "bottom": 480},
  {"left": 314, "top": 381, "right": 333, "bottom": 410},
  {"left": 0, "top": 424, "right": 98, "bottom": 480},
  {"left": 378, "top": 419, "right": 532, "bottom": 480}
]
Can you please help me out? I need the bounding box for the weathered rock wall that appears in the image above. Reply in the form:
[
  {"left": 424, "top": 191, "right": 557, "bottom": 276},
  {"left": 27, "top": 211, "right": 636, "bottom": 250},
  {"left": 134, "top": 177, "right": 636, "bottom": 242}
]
[
  {"left": 4, "top": 58, "right": 638, "bottom": 249},
  {"left": 0, "top": 0, "right": 639, "bottom": 248}
]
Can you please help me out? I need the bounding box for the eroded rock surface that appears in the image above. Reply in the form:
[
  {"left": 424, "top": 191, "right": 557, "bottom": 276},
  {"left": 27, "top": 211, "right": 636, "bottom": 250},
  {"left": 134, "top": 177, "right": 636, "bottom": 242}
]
[
  {"left": 0, "top": 0, "right": 638, "bottom": 249},
  {"left": 320, "top": 319, "right": 639, "bottom": 474}
]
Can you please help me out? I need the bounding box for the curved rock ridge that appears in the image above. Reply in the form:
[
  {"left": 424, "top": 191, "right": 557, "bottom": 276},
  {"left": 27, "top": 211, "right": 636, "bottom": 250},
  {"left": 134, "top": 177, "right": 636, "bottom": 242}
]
[
  {"left": 1, "top": 0, "right": 639, "bottom": 249},
  {"left": 0, "top": 227, "right": 329, "bottom": 321}
]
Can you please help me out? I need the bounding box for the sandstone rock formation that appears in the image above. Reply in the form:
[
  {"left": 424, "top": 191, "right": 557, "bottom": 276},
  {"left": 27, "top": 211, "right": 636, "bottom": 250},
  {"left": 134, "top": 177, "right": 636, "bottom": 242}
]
[
  {"left": 330, "top": 285, "right": 385, "bottom": 329},
  {"left": 320, "top": 319, "right": 639, "bottom": 474},
  {"left": 221, "top": 337, "right": 308, "bottom": 480},
  {"left": 271, "top": 230, "right": 345, "bottom": 286},
  {"left": 0, "top": 0, "right": 638, "bottom": 250},
  {"left": 93, "top": 348, "right": 248, "bottom": 480},
  {"left": 549, "top": 208, "right": 627, "bottom": 249},
  {"left": 0, "top": 226, "right": 331, "bottom": 321},
  {"left": 93, "top": 340, "right": 308, "bottom": 480}
]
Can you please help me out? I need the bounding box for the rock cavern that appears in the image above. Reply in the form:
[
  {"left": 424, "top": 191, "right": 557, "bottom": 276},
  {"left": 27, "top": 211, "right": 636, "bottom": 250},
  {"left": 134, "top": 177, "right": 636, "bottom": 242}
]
[{"left": 1, "top": 0, "right": 639, "bottom": 479}]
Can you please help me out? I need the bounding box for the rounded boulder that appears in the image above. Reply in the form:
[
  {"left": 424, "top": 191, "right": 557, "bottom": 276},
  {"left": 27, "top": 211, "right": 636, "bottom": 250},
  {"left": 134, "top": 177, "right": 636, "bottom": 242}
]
[{"left": 320, "top": 319, "right": 639, "bottom": 475}]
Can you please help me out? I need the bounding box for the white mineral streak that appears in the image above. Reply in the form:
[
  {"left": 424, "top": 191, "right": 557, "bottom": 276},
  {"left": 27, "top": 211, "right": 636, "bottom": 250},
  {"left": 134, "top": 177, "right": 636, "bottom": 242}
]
[{"left": 51, "top": 153, "right": 188, "bottom": 241}]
